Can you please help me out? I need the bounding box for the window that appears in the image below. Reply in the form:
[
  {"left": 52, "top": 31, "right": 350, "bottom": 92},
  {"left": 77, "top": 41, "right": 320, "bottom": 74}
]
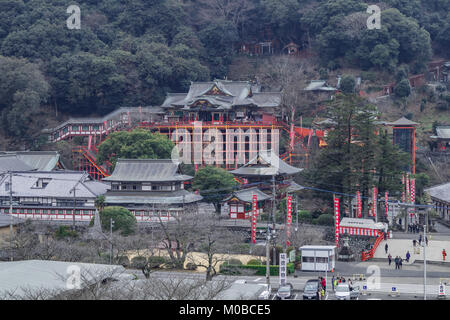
[
  {"left": 72, "top": 125, "right": 79, "bottom": 131},
  {"left": 316, "top": 257, "right": 328, "bottom": 263},
  {"left": 82, "top": 125, "right": 89, "bottom": 131},
  {"left": 302, "top": 256, "right": 315, "bottom": 263}
]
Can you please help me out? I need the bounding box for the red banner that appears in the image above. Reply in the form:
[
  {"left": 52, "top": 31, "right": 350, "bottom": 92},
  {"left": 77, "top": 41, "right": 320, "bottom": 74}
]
[
  {"left": 334, "top": 197, "right": 340, "bottom": 248},
  {"left": 252, "top": 195, "right": 257, "bottom": 244},
  {"left": 385, "top": 191, "right": 389, "bottom": 218},
  {"left": 372, "top": 187, "right": 377, "bottom": 218},
  {"left": 286, "top": 196, "right": 292, "bottom": 247},
  {"left": 357, "top": 191, "right": 362, "bottom": 218}
]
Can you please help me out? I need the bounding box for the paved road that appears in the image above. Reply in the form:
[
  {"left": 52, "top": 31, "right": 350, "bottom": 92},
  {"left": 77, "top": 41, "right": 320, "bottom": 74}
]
[{"left": 140, "top": 269, "right": 449, "bottom": 299}]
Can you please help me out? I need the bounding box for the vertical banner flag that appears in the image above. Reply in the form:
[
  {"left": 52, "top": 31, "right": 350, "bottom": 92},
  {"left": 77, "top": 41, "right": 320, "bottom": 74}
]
[
  {"left": 410, "top": 178, "right": 415, "bottom": 218},
  {"left": 104, "top": 120, "right": 108, "bottom": 135},
  {"left": 88, "top": 135, "right": 92, "bottom": 150},
  {"left": 252, "top": 195, "right": 257, "bottom": 244},
  {"left": 286, "top": 195, "right": 293, "bottom": 247},
  {"left": 385, "top": 191, "right": 389, "bottom": 218},
  {"left": 406, "top": 173, "right": 410, "bottom": 198},
  {"left": 279, "top": 253, "right": 287, "bottom": 286},
  {"left": 289, "top": 108, "right": 295, "bottom": 151},
  {"left": 357, "top": 191, "right": 362, "bottom": 218},
  {"left": 334, "top": 196, "right": 340, "bottom": 248},
  {"left": 402, "top": 174, "right": 405, "bottom": 203},
  {"left": 372, "top": 187, "right": 377, "bottom": 218}
]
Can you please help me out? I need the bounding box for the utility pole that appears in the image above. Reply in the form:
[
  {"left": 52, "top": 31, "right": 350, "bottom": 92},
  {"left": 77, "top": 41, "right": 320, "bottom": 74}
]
[
  {"left": 271, "top": 174, "right": 276, "bottom": 266},
  {"left": 424, "top": 209, "right": 427, "bottom": 300},
  {"left": 72, "top": 187, "right": 76, "bottom": 230},
  {"left": 8, "top": 172, "right": 13, "bottom": 262},
  {"left": 110, "top": 217, "right": 113, "bottom": 265}
]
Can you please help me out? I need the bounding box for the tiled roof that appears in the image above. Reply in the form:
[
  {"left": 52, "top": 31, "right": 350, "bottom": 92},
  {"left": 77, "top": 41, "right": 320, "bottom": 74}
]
[
  {"left": 161, "top": 80, "right": 280, "bottom": 109},
  {"left": 223, "top": 187, "right": 271, "bottom": 203},
  {"left": 103, "top": 159, "right": 193, "bottom": 182},
  {"left": 0, "top": 171, "right": 109, "bottom": 199},
  {"left": 436, "top": 126, "right": 450, "bottom": 139},
  {"left": 0, "top": 151, "right": 62, "bottom": 172},
  {"left": 231, "top": 151, "right": 303, "bottom": 177},
  {"left": 425, "top": 182, "right": 450, "bottom": 203},
  {"left": 388, "top": 117, "right": 419, "bottom": 126}
]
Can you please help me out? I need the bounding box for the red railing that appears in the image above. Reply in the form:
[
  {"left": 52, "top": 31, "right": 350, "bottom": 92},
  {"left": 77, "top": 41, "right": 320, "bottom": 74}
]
[{"left": 361, "top": 232, "right": 385, "bottom": 261}]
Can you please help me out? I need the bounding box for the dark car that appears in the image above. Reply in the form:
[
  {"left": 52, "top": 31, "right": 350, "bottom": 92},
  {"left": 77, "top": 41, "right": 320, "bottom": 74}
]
[{"left": 303, "top": 279, "right": 320, "bottom": 300}]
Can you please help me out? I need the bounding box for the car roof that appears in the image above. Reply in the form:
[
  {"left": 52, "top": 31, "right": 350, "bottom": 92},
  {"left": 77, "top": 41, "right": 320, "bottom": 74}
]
[{"left": 306, "top": 279, "right": 319, "bottom": 283}]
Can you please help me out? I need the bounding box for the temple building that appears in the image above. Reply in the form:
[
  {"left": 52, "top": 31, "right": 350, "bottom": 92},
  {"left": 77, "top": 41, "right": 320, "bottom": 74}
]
[
  {"left": 430, "top": 126, "right": 450, "bottom": 152},
  {"left": 0, "top": 171, "right": 108, "bottom": 222},
  {"left": 425, "top": 182, "right": 450, "bottom": 222},
  {"left": 102, "top": 159, "right": 202, "bottom": 221},
  {"left": 223, "top": 187, "right": 271, "bottom": 220}
]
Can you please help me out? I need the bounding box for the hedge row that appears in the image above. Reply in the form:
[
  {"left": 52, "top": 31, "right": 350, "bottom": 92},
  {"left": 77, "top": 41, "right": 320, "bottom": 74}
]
[{"left": 220, "top": 263, "right": 294, "bottom": 276}]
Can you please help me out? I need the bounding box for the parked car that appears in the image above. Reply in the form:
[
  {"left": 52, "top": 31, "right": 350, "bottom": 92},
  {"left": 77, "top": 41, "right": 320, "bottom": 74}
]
[
  {"left": 257, "top": 283, "right": 272, "bottom": 300},
  {"left": 303, "top": 279, "right": 320, "bottom": 300},
  {"left": 276, "top": 283, "right": 293, "bottom": 300},
  {"left": 335, "top": 284, "right": 360, "bottom": 300}
]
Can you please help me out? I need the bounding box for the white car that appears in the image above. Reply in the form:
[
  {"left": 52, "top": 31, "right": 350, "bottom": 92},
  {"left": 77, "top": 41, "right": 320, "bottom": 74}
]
[
  {"left": 335, "top": 284, "right": 359, "bottom": 300},
  {"left": 257, "top": 284, "right": 272, "bottom": 300}
]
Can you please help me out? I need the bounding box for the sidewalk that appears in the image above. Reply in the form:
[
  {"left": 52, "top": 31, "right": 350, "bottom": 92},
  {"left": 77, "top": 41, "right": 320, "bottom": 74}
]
[{"left": 374, "top": 238, "right": 450, "bottom": 264}]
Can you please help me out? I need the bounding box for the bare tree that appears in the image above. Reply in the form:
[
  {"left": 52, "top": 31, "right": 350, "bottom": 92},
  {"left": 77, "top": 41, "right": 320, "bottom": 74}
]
[{"left": 187, "top": 215, "right": 245, "bottom": 281}]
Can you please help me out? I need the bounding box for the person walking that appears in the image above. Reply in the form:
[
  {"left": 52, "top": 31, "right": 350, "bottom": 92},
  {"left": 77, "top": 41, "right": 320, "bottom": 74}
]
[
  {"left": 331, "top": 275, "right": 335, "bottom": 291},
  {"left": 419, "top": 234, "right": 422, "bottom": 246},
  {"left": 321, "top": 277, "right": 326, "bottom": 291},
  {"left": 388, "top": 253, "right": 392, "bottom": 266},
  {"left": 406, "top": 251, "right": 410, "bottom": 263},
  {"left": 443, "top": 249, "right": 447, "bottom": 261},
  {"left": 413, "top": 239, "right": 417, "bottom": 247},
  {"left": 385, "top": 243, "right": 388, "bottom": 254},
  {"left": 425, "top": 236, "right": 428, "bottom": 246},
  {"left": 399, "top": 257, "right": 403, "bottom": 269},
  {"left": 394, "top": 256, "right": 399, "bottom": 269}
]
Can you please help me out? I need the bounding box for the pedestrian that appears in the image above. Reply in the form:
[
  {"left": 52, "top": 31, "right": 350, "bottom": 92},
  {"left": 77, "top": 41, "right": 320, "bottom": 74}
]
[
  {"left": 331, "top": 275, "right": 335, "bottom": 291},
  {"left": 399, "top": 257, "right": 403, "bottom": 269},
  {"left": 419, "top": 235, "right": 422, "bottom": 246},
  {"left": 317, "top": 286, "right": 321, "bottom": 300},
  {"left": 413, "top": 239, "right": 416, "bottom": 247},
  {"left": 426, "top": 236, "right": 428, "bottom": 246},
  {"left": 388, "top": 254, "right": 392, "bottom": 266},
  {"left": 406, "top": 251, "right": 410, "bottom": 263},
  {"left": 321, "top": 277, "right": 326, "bottom": 291},
  {"left": 385, "top": 243, "right": 388, "bottom": 254},
  {"left": 334, "top": 278, "right": 338, "bottom": 291},
  {"left": 394, "top": 256, "right": 399, "bottom": 269},
  {"left": 342, "top": 277, "right": 346, "bottom": 283},
  {"left": 443, "top": 249, "right": 447, "bottom": 261}
]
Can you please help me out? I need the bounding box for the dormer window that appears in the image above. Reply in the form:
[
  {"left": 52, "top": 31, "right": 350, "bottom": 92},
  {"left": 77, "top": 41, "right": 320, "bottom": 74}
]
[{"left": 33, "top": 178, "right": 51, "bottom": 189}]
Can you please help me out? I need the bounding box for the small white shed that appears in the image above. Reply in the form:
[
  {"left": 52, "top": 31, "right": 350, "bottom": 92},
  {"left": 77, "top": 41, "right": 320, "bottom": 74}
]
[{"left": 300, "top": 245, "right": 336, "bottom": 272}]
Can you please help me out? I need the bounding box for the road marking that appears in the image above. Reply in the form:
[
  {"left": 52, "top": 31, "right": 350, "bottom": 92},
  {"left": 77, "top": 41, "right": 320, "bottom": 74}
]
[{"left": 254, "top": 278, "right": 261, "bottom": 282}]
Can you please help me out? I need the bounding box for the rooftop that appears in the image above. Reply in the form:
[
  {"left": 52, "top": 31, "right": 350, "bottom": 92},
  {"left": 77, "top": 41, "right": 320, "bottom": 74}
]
[
  {"left": 105, "top": 189, "right": 203, "bottom": 205},
  {"left": 388, "top": 117, "right": 419, "bottom": 126},
  {"left": 0, "top": 151, "right": 62, "bottom": 173},
  {"left": 103, "top": 159, "right": 193, "bottom": 183},
  {"left": 0, "top": 171, "right": 109, "bottom": 199},
  {"left": 0, "top": 260, "right": 124, "bottom": 298},
  {"left": 425, "top": 182, "right": 450, "bottom": 203},
  {"left": 223, "top": 187, "right": 271, "bottom": 203},
  {"left": 231, "top": 151, "right": 303, "bottom": 177}
]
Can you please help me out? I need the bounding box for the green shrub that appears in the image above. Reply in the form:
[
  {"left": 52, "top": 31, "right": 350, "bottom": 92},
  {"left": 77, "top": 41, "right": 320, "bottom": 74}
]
[
  {"left": 185, "top": 262, "right": 197, "bottom": 270},
  {"left": 100, "top": 206, "right": 137, "bottom": 236},
  {"left": 131, "top": 256, "right": 147, "bottom": 269},
  {"left": 226, "top": 258, "right": 243, "bottom": 266},
  {"left": 117, "top": 256, "right": 130, "bottom": 268},
  {"left": 298, "top": 210, "right": 312, "bottom": 223},
  {"left": 246, "top": 259, "right": 262, "bottom": 265},
  {"left": 54, "top": 225, "right": 78, "bottom": 239},
  {"left": 148, "top": 256, "right": 167, "bottom": 268},
  {"left": 315, "top": 214, "right": 334, "bottom": 226}
]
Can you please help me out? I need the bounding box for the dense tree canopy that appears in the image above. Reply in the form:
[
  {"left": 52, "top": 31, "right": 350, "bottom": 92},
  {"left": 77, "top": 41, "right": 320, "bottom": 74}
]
[{"left": 96, "top": 129, "right": 175, "bottom": 166}]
